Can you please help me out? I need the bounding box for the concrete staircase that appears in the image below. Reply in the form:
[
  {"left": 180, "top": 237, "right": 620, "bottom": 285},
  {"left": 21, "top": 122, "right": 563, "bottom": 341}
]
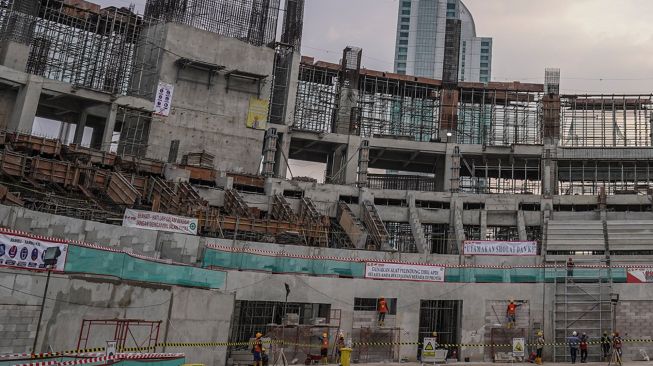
[
  {"left": 546, "top": 220, "right": 605, "bottom": 254},
  {"left": 337, "top": 202, "right": 368, "bottom": 249},
  {"left": 607, "top": 220, "right": 653, "bottom": 253}
]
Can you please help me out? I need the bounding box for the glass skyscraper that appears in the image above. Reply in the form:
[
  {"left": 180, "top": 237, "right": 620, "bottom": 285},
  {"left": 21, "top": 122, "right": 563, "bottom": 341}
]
[{"left": 393, "top": 0, "right": 492, "bottom": 83}]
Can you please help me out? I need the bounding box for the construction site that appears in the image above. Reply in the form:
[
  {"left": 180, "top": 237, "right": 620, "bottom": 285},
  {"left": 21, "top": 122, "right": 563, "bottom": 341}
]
[{"left": 0, "top": 0, "right": 652, "bottom": 365}]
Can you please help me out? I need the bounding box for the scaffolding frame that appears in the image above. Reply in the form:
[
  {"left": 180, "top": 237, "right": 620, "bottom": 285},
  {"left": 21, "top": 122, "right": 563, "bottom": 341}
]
[
  {"left": 293, "top": 61, "right": 340, "bottom": 133},
  {"left": 557, "top": 160, "right": 653, "bottom": 195},
  {"left": 457, "top": 88, "right": 543, "bottom": 146},
  {"left": 357, "top": 74, "right": 441, "bottom": 142},
  {"left": 560, "top": 95, "right": 653, "bottom": 147},
  {"left": 144, "top": 0, "right": 281, "bottom": 48}
]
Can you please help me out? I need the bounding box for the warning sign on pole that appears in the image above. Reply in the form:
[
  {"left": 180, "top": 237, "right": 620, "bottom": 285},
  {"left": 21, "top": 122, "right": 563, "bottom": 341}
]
[
  {"left": 422, "top": 337, "right": 437, "bottom": 362},
  {"left": 512, "top": 337, "right": 525, "bottom": 357},
  {"left": 106, "top": 341, "right": 117, "bottom": 357}
]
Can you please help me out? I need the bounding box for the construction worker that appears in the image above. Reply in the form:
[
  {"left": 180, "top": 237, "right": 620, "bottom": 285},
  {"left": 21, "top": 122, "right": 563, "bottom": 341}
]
[
  {"left": 567, "top": 331, "right": 580, "bottom": 364},
  {"left": 567, "top": 257, "right": 575, "bottom": 281},
  {"left": 506, "top": 299, "right": 522, "bottom": 328},
  {"left": 320, "top": 332, "right": 329, "bottom": 364},
  {"left": 613, "top": 332, "right": 623, "bottom": 357},
  {"left": 535, "top": 330, "right": 545, "bottom": 364},
  {"left": 579, "top": 332, "right": 589, "bottom": 363},
  {"left": 378, "top": 297, "right": 388, "bottom": 326},
  {"left": 252, "top": 332, "right": 263, "bottom": 366},
  {"left": 335, "top": 332, "right": 345, "bottom": 364},
  {"left": 601, "top": 331, "right": 612, "bottom": 359}
]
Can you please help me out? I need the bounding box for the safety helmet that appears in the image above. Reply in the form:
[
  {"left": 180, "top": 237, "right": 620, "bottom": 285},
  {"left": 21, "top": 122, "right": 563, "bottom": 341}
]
[
  {"left": 510, "top": 299, "right": 514, "bottom": 303},
  {"left": 537, "top": 331, "right": 543, "bottom": 336},
  {"left": 604, "top": 331, "right": 608, "bottom": 335},
  {"left": 432, "top": 331, "right": 438, "bottom": 337},
  {"left": 256, "top": 332, "right": 263, "bottom": 338},
  {"left": 323, "top": 332, "right": 328, "bottom": 338},
  {"left": 572, "top": 331, "right": 577, "bottom": 336}
]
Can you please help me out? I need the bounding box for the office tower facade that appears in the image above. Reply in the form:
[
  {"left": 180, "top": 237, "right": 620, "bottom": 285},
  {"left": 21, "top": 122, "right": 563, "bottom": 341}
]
[{"left": 393, "top": 0, "right": 492, "bottom": 83}]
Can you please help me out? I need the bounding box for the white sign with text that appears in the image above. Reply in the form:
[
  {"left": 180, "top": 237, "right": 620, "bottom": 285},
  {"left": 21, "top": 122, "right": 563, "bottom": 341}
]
[{"left": 365, "top": 262, "right": 445, "bottom": 282}]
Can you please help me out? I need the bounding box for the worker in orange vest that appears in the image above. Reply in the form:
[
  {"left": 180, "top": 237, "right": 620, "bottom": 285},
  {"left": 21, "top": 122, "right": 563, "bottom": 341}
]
[
  {"left": 506, "top": 299, "right": 523, "bottom": 328},
  {"left": 378, "top": 297, "right": 389, "bottom": 326},
  {"left": 320, "top": 332, "right": 329, "bottom": 364},
  {"left": 252, "top": 332, "right": 263, "bottom": 366}
]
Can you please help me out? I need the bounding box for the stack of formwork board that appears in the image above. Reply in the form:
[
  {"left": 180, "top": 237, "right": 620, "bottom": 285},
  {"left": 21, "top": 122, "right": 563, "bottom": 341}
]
[{"left": 181, "top": 151, "right": 215, "bottom": 168}]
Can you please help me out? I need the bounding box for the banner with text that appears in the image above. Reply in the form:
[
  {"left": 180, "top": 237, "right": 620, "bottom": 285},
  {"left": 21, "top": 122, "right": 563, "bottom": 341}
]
[
  {"left": 0, "top": 233, "right": 67, "bottom": 271},
  {"left": 365, "top": 262, "right": 445, "bottom": 282},
  {"left": 463, "top": 241, "right": 538, "bottom": 256},
  {"left": 123, "top": 209, "right": 198, "bottom": 235},
  {"left": 153, "top": 81, "right": 174, "bottom": 116},
  {"left": 627, "top": 268, "right": 653, "bottom": 283}
]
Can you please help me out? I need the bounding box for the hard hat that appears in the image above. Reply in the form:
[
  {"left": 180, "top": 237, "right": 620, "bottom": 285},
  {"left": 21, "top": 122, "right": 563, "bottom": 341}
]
[
  {"left": 432, "top": 331, "right": 438, "bottom": 337},
  {"left": 509, "top": 299, "right": 514, "bottom": 303},
  {"left": 256, "top": 332, "right": 263, "bottom": 338},
  {"left": 537, "top": 331, "right": 543, "bottom": 336},
  {"left": 262, "top": 348, "right": 266, "bottom": 352},
  {"left": 323, "top": 332, "right": 328, "bottom": 337},
  {"left": 604, "top": 331, "right": 608, "bottom": 335},
  {"left": 572, "top": 331, "right": 577, "bottom": 336}
]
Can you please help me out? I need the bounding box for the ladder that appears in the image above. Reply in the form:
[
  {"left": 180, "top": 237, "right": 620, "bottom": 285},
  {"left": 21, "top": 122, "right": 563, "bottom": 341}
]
[{"left": 362, "top": 201, "right": 390, "bottom": 250}]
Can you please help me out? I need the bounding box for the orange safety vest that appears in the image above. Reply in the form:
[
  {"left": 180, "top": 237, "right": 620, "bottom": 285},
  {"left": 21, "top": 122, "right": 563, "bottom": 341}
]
[
  {"left": 321, "top": 337, "right": 329, "bottom": 350},
  {"left": 379, "top": 300, "right": 388, "bottom": 313},
  {"left": 254, "top": 338, "right": 262, "bottom": 353},
  {"left": 507, "top": 303, "right": 517, "bottom": 315}
]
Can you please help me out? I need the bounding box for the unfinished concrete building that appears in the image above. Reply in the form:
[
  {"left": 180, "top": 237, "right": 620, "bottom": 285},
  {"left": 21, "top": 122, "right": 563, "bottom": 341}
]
[{"left": 0, "top": 1, "right": 653, "bottom": 365}]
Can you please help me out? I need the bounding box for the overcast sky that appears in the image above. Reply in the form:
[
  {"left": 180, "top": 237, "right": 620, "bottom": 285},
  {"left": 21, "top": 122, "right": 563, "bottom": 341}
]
[{"left": 99, "top": 0, "right": 653, "bottom": 94}]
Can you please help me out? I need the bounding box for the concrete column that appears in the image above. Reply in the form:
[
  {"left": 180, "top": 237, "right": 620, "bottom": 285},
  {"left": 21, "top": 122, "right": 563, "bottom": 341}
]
[
  {"left": 274, "top": 132, "right": 290, "bottom": 178},
  {"left": 0, "top": 41, "right": 30, "bottom": 71},
  {"left": 328, "top": 136, "right": 361, "bottom": 185},
  {"left": 517, "top": 210, "right": 527, "bottom": 241},
  {"left": 8, "top": 76, "right": 42, "bottom": 133},
  {"left": 73, "top": 109, "right": 89, "bottom": 145},
  {"left": 101, "top": 103, "right": 118, "bottom": 152},
  {"left": 435, "top": 145, "right": 459, "bottom": 192},
  {"left": 480, "top": 210, "right": 487, "bottom": 240},
  {"left": 541, "top": 145, "right": 557, "bottom": 197}
]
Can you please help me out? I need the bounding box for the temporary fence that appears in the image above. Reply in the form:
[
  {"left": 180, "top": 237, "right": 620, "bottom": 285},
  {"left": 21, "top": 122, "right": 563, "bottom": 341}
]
[{"left": 202, "top": 244, "right": 629, "bottom": 283}]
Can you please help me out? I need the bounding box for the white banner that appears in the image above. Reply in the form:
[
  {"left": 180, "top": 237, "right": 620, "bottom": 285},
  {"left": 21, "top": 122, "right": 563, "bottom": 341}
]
[
  {"left": 123, "top": 209, "right": 198, "bottom": 235},
  {"left": 153, "top": 81, "right": 174, "bottom": 116},
  {"left": 0, "top": 233, "right": 67, "bottom": 271},
  {"left": 463, "top": 241, "right": 538, "bottom": 256},
  {"left": 365, "top": 262, "right": 445, "bottom": 282}
]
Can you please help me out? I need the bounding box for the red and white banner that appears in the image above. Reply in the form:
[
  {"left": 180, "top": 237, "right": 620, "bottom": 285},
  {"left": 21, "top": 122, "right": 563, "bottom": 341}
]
[
  {"left": 0, "top": 233, "right": 67, "bottom": 271},
  {"left": 365, "top": 262, "right": 445, "bottom": 282},
  {"left": 123, "top": 209, "right": 198, "bottom": 235},
  {"left": 463, "top": 240, "right": 538, "bottom": 256},
  {"left": 627, "top": 268, "right": 653, "bottom": 283}
]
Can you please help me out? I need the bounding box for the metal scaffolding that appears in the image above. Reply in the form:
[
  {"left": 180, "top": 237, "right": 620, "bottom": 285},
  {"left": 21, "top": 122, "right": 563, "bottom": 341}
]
[
  {"left": 358, "top": 74, "right": 441, "bottom": 141},
  {"left": 293, "top": 61, "right": 340, "bottom": 132},
  {"left": 457, "top": 88, "right": 543, "bottom": 146},
  {"left": 560, "top": 95, "right": 653, "bottom": 147},
  {"left": 557, "top": 160, "right": 653, "bottom": 195},
  {"left": 14, "top": 0, "right": 157, "bottom": 95},
  {"left": 144, "top": 0, "right": 281, "bottom": 47}
]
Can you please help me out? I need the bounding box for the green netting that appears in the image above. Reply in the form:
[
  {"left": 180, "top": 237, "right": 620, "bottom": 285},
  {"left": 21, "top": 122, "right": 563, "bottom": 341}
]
[
  {"left": 66, "top": 246, "right": 224, "bottom": 289},
  {"left": 203, "top": 248, "right": 629, "bottom": 283},
  {"left": 202, "top": 249, "right": 366, "bottom": 277}
]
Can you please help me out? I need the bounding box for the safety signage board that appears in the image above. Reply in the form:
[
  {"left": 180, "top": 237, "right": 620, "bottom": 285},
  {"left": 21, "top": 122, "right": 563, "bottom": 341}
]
[
  {"left": 365, "top": 262, "right": 445, "bottom": 282},
  {"left": 123, "top": 209, "right": 198, "bottom": 235},
  {"left": 422, "top": 337, "right": 437, "bottom": 362},
  {"left": 153, "top": 81, "right": 174, "bottom": 116},
  {"left": 463, "top": 240, "right": 538, "bottom": 256},
  {"left": 105, "top": 341, "right": 117, "bottom": 357},
  {"left": 512, "top": 337, "right": 525, "bottom": 357},
  {"left": 627, "top": 268, "right": 653, "bottom": 283},
  {"left": 0, "top": 232, "right": 67, "bottom": 271}
]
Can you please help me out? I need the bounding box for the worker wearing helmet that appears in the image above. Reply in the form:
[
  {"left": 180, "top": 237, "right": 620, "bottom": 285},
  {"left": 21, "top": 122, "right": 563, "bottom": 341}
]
[
  {"left": 252, "top": 332, "right": 263, "bottom": 366},
  {"left": 320, "top": 332, "right": 329, "bottom": 364},
  {"left": 335, "top": 332, "right": 346, "bottom": 364},
  {"left": 535, "top": 330, "right": 545, "bottom": 364},
  {"left": 601, "top": 331, "right": 612, "bottom": 360},
  {"left": 378, "top": 297, "right": 388, "bottom": 326},
  {"left": 567, "top": 331, "right": 580, "bottom": 364},
  {"left": 506, "top": 299, "right": 522, "bottom": 329}
]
